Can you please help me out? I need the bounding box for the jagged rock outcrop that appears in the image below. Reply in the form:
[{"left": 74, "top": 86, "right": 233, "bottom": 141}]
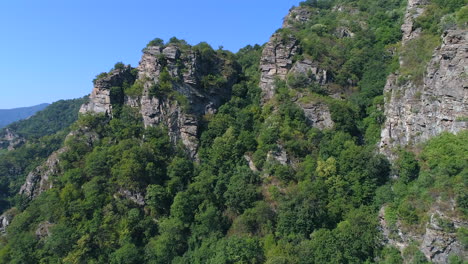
[
  {"left": 0, "top": 210, "right": 14, "bottom": 234},
  {"left": 290, "top": 59, "right": 328, "bottom": 85},
  {"left": 135, "top": 44, "right": 239, "bottom": 158},
  {"left": 19, "top": 128, "right": 99, "bottom": 200},
  {"left": 79, "top": 66, "right": 136, "bottom": 116},
  {"left": 401, "top": 0, "right": 428, "bottom": 44},
  {"left": 0, "top": 128, "right": 24, "bottom": 150},
  {"left": 282, "top": 6, "right": 312, "bottom": 29},
  {"left": 379, "top": 1, "right": 467, "bottom": 262},
  {"left": 19, "top": 148, "right": 67, "bottom": 200},
  {"left": 298, "top": 101, "right": 334, "bottom": 129},
  {"left": 380, "top": 29, "right": 468, "bottom": 158},
  {"left": 259, "top": 33, "right": 299, "bottom": 102},
  {"left": 81, "top": 44, "right": 239, "bottom": 159},
  {"left": 380, "top": 203, "right": 468, "bottom": 263},
  {"left": 35, "top": 221, "right": 53, "bottom": 239},
  {"left": 259, "top": 6, "right": 334, "bottom": 131}
]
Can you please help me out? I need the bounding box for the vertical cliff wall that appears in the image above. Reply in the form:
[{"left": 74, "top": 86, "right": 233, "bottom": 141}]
[{"left": 379, "top": 0, "right": 468, "bottom": 157}]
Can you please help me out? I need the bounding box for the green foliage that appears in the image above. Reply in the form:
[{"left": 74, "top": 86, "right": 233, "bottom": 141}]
[
  {"left": 394, "top": 150, "right": 420, "bottom": 183},
  {"left": 113, "top": 62, "right": 125, "bottom": 70},
  {"left": 414, "top": 0, "right": 467, "bottom": 34},
  {"left": 149, "top": 68, "right": 173, "bottom": 97},
  {"left": 456, "top": 5, "right": 468, "bottom": 27},
  {"left": 2, "top": 1, "right": 463, "bottom": 263},
  {"left": 224, "top": 166, "right": 260, "bottom": 214},
  {"left": 3, "top": 97, "right": 86, "bottom": 140},
  {"left": 399, "top": 34, "right": 440, "bottom": 85},
  {"left": 125, "top": 79, "right": 144, "bottom": 97},
  {"left": 146, "top": 37, "right": 164, "bottom": 47}
]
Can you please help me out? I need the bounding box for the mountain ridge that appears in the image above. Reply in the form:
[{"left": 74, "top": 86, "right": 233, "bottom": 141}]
[
  {"left": 0, "top": 103, "right": 49, "bottom": 129},
  {"left": 0, "top": 0, "right": 466, "bottom": 263}
]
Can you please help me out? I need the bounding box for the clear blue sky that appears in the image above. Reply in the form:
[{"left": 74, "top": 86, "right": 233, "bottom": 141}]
[{"left": 0, "top": 0, "right": 300, "bottom": 109}]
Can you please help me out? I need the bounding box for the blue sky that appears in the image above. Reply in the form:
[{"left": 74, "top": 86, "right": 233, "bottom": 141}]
[{"left": 0, "top": 0, "right": 300, "bottom": 109}]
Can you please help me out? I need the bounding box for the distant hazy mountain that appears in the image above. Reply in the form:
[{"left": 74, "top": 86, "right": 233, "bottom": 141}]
[{"left": 0, "top": 103, "right": 49, "bottom": 128}]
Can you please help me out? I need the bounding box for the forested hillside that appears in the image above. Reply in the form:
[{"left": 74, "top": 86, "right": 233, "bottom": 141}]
[{"left": 0, "top": 0, "right": 466, "bottom": 263}]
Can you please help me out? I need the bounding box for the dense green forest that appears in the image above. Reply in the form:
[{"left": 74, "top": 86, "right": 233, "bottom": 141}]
[
  {"left": 0, "top": 98, "right": 86, "bottom": 213},
  {"left": 0, "top": 0, "right": 466, "bottom": 263}
]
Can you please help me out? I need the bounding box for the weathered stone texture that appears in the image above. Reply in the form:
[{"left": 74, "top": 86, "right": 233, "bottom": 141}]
[{"left": 380, "top": 30, "right": 468, "bottom": 157}]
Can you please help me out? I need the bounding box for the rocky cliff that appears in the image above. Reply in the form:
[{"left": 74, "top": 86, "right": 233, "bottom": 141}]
[
  {"left": 19, "top": 127, "right": 99, "bottom": 200},
  {"left": 380, "top": 30, "right": 468, "bottom": 158},
  {"left": 379, "top": 0, "right": 468, "bottom": 158},
  {"left": 259, "top": 6, "right": 333, "bottom": 130},
  {"left": 380, "top": 202, "right": 468, "bottom": 263},
  {"left": 135, "top": 44, "right": 239, "bottom": 158},
  {"left": 0, "top": 128, "right": 24, "bottom": 150},
  {"left": 79, "top": 66, "right": 136, "bottom": 116},
  {"left": 378, "top": 1, "right": 468, "bottom": 262},
  {"left": 80, "top": 43, "right": 239, "bottom": 159}
]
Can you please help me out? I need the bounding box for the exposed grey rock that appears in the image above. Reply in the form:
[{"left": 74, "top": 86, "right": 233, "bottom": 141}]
[
  {"left": 0, "top": 128, "right": 25, "bottom": 150},
  {"left": 244, "top": 154, "right": 259, "bottom": 172},
  {"left": 136, "top": 44, "right": 239, "bottom": 159},
  {"left": 380, "top": 205, "right": 468, "bottom": 263},
  {"left": 290, "top": 59, "right": 328, "bottom": 85},
  {"left": 259, "top": 33, "right": 298, "bottom": 102},
  {"left": 19, "top": 128, "right": 99, "bottom": 200},
  {"left": 283, "top": 6, "right": 312, "bottom": 28},
  {"left": 0, "top": 210, "right": 14, "bottom": 234},
  {"left": 35, "top": 221, "right": 53, "bottom": 239},
  {"left": 297, "top": 101, "right": 334, "bottom": 129},
  {"left": 380, "top": 30, "right": 468, "bottom": 158},
  {"left": 19, "top": 148, "right": 67, "bottom": 200},
  {"left": 140, "top": 95, "right": 200, "bottom": 158},
  {"left": 116, "top": 189, "right": 145, "bottom": 206},
  {"left": 162, "top": 45, "right": 181, "bottom": 60},
  {"left": 401, "top": 0, "right": 428, "bottom": 44},
  {"left": 267, "top": 145, "right": 289, "bottom": 165},
  {"left": 79, "top": 66, "right": 136, "bottom": 116}
]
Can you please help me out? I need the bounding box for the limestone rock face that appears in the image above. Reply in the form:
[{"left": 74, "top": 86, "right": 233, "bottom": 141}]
[
  {"left": 19, "top": 148, "right": 67, "bottom": 200},
  {"left": 0, "top": 210, "right": 14, "bottom": 234},
  {"left": 79, "top": 66, "right": 136, "bottom": 116},
  {"left": 380, "top": 204, "right": 468, "bottom": 263},
  {"left": 298, "top": 101, "right": 334, "bottom": 130},
  {"left": 0, "top": 128, "right": 25, "bottom": 150},
  {"left": 135, "top": 44, "right": 239, "bottom": 158},
  {"left": 259, "top": 6, "right": 334, "bottom": 131},
  {"left": 259, "top": 33, "right": 299, "bottom": 102},
  {"left": 282, "top": 6, "right": 312, "bottom": 28},
  {"left": 380, "top": 30, "right": 468, "bottom": 158},
  {"left": 401, "top": 0, "right": 428, "bottom": 44},
  {"left": 258, "top": 6, "right": 317, "bottom": 102},
  {"left": 290, "top": 59, "right": 328, "bottom": 85},
  {"left": 19, "top": 128, "right": 99, "bottom": 200}
]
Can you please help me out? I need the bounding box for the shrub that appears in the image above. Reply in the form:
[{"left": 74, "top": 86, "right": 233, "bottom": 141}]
[
  {"left": 125, "top": 80, "right": 144, "bottom": 97},
  {"left": 113, "top": 62, "right": 125, "bottom": 70},
  {"left": 147, "top": 37, "right": 164, "bottom": 47},
  {"left": 400, "top": 34, "right": 440, "bottom": 85}
]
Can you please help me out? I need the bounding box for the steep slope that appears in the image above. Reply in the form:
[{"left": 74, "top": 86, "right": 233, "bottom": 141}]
[
  {"left": 377, "top": 0, "right": 468, "bottom": 262},
  {"left": 380, "top": 20, "right": 467, "bottom": 158},
  {"left": 0, "top": 1, "right": 466, "bottom": 263},
  {"left": 81, "top": 43, "right": 239, "bottom": 158},
  {"left": 0, "top": 103, "right": 49, "bottom": 129},
  {"left": 0, "top": 97, "right": 86, "bottom": 151}
]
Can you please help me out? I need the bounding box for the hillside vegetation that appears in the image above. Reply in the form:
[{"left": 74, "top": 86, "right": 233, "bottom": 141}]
[{"left": 0, "top": 0, "right": 466, "bottom": 263}]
